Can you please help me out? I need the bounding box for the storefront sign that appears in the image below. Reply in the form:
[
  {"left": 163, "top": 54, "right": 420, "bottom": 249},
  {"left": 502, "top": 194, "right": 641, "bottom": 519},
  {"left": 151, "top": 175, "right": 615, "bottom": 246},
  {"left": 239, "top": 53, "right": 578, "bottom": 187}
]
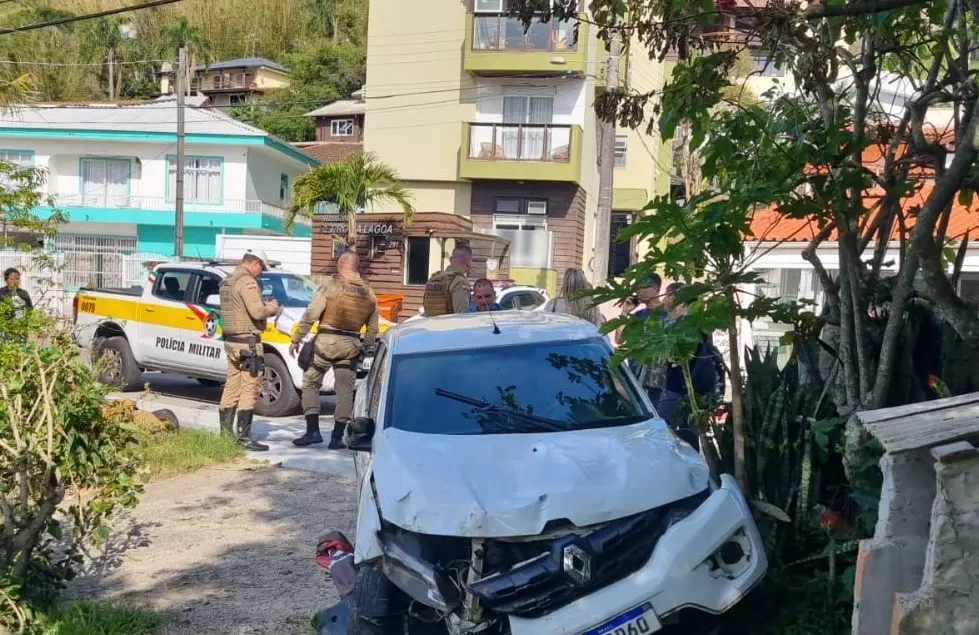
[{"left": 319, "top": 215, "right": 401, "bottom": 237}]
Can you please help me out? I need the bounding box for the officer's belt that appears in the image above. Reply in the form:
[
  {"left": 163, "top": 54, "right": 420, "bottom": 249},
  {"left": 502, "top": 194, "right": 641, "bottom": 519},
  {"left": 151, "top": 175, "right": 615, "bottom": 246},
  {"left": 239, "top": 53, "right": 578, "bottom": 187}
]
[
  {"left": 315, "top": 326, "right": 361, "bottom": 338},
  {"left": 225, "top": 333, "right": 260, "bottom": 344}
]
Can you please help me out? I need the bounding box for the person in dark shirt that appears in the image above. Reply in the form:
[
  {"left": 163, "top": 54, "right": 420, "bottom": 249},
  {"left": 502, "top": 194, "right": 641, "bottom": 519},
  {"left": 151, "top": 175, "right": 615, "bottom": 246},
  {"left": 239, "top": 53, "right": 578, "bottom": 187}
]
[
  {"left": 0, "top": 267, "right": 33, "bottom": 319},
  {"left": 469, "top": 278, "right": 502, "bottom": 312}
]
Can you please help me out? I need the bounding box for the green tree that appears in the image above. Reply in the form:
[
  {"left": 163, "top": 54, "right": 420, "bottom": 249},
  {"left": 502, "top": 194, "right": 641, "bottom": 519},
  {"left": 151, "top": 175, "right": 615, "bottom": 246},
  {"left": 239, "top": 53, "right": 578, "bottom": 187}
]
[
  {"left": 81, "top": 16, "right": 126, "bottom": 99},
  {"left": 286, "top": 152, "right": 414, "bottom": 246},
  {"left": 160, "top": 16, "right": 211, "bottom": 91}
]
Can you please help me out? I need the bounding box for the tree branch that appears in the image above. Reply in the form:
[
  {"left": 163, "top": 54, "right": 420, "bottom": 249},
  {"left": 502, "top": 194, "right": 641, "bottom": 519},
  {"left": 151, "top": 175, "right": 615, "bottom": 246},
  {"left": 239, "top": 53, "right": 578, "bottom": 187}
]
[
  {"left": 804, "top": 0, "right": 929, "bottom": 18},
  {"left": 870, "top": 93, "right": 979, "bottom": 407}
]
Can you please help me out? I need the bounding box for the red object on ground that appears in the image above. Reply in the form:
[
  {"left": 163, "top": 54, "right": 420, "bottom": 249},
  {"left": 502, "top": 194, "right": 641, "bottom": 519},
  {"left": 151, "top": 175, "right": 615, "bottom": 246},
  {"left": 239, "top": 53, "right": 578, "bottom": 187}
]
[{"left": 316, "top": 531, "right": 357, "bottom": 598}]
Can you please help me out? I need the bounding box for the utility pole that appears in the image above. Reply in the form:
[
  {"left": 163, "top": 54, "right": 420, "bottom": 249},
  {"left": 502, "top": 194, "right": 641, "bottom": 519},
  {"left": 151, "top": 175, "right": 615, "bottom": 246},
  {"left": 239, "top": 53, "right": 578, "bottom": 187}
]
[
  {"left": 175, "top": 45, "right": 186, "bottom": 259},
  {"left": 593, "top": 26, "right": 620, "bottom": 285}
]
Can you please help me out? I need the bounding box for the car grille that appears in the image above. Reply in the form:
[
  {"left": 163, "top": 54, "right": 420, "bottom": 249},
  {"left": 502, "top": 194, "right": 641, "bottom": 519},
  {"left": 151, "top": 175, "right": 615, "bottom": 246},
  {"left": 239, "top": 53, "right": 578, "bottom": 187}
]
[{"left": 469, "top": 489, "right": 710, "bottom": 619}]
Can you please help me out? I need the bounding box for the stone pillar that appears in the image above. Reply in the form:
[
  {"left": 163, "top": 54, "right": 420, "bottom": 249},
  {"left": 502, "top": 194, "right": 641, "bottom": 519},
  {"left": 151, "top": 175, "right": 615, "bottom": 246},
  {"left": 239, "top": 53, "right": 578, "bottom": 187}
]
[
  {"left": 852, "top": 449, "right": 934, "bottom": 635},
  {"left": 893, "top": 449, "right": 979, "bottom": 635}
]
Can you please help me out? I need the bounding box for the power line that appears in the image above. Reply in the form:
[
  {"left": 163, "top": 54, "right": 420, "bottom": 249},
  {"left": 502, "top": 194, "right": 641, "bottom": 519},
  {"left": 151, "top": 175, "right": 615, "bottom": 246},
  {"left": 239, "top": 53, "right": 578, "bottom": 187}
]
[{"left": 0, "top": 0, "right": 187, "bottom": 36}]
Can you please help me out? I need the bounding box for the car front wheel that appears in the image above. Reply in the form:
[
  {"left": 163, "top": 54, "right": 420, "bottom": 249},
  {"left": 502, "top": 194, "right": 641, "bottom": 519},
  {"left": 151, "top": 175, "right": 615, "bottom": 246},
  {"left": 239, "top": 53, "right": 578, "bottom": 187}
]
[
  {"left": 255, "top": 353, "right": 301, "bottom": 418},
  {"left": 349, "top": 564, "right": 450, "bottom": 635}
]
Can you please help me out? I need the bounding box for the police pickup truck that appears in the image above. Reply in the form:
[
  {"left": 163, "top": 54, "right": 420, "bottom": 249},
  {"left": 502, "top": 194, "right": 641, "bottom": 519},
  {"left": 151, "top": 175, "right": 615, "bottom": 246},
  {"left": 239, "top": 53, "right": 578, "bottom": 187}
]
[{"left": 72, "top": 258, "right": 389, "bottom": 417}]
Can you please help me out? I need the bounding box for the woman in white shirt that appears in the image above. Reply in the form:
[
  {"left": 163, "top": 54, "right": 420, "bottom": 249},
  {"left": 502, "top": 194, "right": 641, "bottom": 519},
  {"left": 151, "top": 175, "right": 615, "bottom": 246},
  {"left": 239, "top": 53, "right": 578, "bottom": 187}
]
[{"left": 543, "top": 267, "right": 605, "bottom": 328}]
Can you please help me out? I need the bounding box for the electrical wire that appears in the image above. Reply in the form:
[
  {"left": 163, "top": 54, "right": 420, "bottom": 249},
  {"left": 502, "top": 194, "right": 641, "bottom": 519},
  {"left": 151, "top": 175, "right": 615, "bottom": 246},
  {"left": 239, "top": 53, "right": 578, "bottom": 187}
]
[{"left": 0, "top": 0, "right": 187, "bottom": 36}]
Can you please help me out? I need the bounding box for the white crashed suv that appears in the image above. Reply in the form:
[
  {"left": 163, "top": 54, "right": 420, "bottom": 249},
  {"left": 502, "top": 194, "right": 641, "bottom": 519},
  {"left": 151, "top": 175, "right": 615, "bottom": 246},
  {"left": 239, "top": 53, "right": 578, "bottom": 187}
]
[{"left": 345, "top": 311, "right": 767, "bottom": 635}]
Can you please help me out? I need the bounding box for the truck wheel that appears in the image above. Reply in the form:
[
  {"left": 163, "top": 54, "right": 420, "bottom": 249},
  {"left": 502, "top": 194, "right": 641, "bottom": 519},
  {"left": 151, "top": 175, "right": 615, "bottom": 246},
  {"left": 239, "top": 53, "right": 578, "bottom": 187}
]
[
  {"left": 255, "top": 353, "right": 301, "bottom": 418},
  {"left": 94, "top": 336, "right": 141, "bottom": 391}
]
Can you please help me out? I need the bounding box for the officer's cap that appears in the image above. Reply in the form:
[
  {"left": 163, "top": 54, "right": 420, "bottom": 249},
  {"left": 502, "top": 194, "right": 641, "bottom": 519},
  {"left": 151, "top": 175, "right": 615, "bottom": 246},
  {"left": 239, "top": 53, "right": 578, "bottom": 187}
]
[{"left": 244, "top": 248, "right": 270, "bottom": 270}]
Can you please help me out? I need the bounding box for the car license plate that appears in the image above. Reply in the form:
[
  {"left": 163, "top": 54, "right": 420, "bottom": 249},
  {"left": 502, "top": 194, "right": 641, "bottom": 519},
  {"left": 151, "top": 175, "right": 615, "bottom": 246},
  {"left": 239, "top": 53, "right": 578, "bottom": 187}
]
[{"left": 581, "top": 603, "right": 660, "bottom": 635}]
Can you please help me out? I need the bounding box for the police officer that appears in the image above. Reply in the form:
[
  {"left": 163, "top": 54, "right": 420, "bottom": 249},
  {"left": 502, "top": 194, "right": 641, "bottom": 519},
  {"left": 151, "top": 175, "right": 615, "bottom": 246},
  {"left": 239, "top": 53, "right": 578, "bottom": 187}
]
[
  {"left": 218, "top": 249, "right": 280, "bottom": 452},
  {"left": 422, "top": 242, "right": 472, "bottom": 316},
  {"left": 289, "top": 251, "right": 379, "bottom": 449}
]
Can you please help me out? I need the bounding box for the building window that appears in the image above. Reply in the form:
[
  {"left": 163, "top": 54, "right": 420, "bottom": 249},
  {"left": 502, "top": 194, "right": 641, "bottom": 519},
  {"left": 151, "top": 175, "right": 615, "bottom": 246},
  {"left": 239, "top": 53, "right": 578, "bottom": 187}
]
[
  {"left": 0, "top": 150, "right": 33, "bottom": 188},
  {"left": 405, "top": 237, "right": 431, "bottom": 285},
  {"left": 81, "top": 157, "right": 130, "bottom": 206},
  {"left": 492, "top": 213, "right": 550, "bottom": 268},
  {"left": 495, "top": 197, "right": 522, "bottom": 214},
  {"left": 526, "top": 199, "right": 548, "bottom": 215},
  {"left": 167, "top": 156, "right": 222, "bottom": 204},
  {"left": 229, "top": 94, "right": 248, "bottom": 107},
  {"left": 279, "top": 174, "right": 289, "bottom": 201},
  {"left": 749, "top": 50, "right": 785, "bottom": 77},
  {"left": 757, "top": 268, "right": 802, "bottom": 302},
  {"left": 614, "top": 135, "right": 628, "bottom": 168},
  {"left": 189, "top": 77, "right": 200, "bottom": 91},
  {"left": 493, "top": 197, "right": 548, "bottom": 216},
  {"left": 234, "top": 72, "right": 245, "bottom": 87},
  {"left": 331, "top": 119, "right": 354, "bottom": 137}
]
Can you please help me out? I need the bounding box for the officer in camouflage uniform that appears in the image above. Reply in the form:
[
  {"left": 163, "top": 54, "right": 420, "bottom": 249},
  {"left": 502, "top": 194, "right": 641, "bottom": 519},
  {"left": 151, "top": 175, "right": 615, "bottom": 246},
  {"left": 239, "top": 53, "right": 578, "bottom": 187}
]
[
  {"left": 290, "top": 251, "right": 379, "bottom": 449},
  {"left": 218, "top": 249, "right": 280, "bottom": 452},
  {"left": 422, "top": 242, "right": 472, "bottom": 317}
]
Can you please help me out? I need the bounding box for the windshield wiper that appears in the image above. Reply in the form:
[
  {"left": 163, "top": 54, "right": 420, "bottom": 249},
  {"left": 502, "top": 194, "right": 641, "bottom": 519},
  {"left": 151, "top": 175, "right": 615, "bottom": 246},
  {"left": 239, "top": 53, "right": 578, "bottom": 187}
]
[{"left": 433, "top": 388, "right": 570, "bottom": 432}]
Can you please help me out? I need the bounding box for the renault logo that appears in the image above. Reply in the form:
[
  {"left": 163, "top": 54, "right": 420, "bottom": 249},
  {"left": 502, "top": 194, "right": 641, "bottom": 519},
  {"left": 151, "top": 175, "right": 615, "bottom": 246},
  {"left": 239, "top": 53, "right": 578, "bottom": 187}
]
[{"left": 562, "top": 544, "right": 592, "bottom": 585}]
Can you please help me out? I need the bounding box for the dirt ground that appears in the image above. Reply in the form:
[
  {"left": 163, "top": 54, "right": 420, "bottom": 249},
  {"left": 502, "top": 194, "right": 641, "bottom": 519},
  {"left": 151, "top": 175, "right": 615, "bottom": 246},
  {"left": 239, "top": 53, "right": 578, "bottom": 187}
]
[{"left": 65, "top": 464, "right": 358, "bottom": 635}]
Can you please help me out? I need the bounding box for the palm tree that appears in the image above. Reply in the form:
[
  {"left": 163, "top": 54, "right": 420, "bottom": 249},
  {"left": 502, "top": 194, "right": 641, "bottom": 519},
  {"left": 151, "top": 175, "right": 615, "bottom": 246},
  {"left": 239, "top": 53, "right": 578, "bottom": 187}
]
[
  {"left": 82, "top": 17, "right": 125, "bottom": 99},
  {"left": 160, "top": 18, "right": 211, "bottom": 93},
  {"left": 286, "top": 152, "right": 414, "bottom": 246}
]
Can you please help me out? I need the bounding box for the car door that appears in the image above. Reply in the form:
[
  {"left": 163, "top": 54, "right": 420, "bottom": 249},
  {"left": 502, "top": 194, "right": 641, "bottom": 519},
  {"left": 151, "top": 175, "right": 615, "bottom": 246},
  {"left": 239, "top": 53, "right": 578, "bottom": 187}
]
[
  {"left": 185, "top": 272, "right": 227, "bottom": 374},
  {"left": 139, "top": 268, "right": 198, "bottom": 367}
]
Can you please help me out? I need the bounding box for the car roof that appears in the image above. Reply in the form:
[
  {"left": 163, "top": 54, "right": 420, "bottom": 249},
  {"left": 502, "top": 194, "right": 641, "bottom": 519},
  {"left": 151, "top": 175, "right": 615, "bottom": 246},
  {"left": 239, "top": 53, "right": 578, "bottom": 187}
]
[
  {"left": 151, "top": 262, "right": 294, "bottom": 276},
  {"left": 385, "top": 311, "right": 599, "bottom": 355}
]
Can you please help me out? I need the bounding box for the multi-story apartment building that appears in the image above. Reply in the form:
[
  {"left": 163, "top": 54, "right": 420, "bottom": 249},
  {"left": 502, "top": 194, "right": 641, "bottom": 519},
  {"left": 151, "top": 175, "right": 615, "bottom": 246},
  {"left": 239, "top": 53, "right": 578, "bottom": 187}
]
[
  {"left": 342, "top": 0, "right": 671, "bottom": 295},
  {"left": 0, "top": 103, "right": 316, "bottom": 265}
]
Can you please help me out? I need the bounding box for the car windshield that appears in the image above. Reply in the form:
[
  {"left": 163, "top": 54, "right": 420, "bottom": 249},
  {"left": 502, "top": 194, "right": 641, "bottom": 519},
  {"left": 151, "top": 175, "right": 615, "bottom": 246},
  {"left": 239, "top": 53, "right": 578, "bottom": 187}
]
[
  {"left": 257, "top": 273, "right": 317, "bottom": 308},
  {"left": 385, "top": 337, "right": 651, "bottom": 435}
]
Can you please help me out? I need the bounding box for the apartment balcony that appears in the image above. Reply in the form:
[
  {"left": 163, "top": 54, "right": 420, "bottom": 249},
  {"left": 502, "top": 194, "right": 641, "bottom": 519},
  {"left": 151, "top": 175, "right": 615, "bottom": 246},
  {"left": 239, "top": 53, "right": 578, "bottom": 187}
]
[
  {"left": 460, "top": 123, "right": 583, "bottom": 183},
  {"left": 38, "top": 194, "right": 310, "bottom": 234},
  {"left": 464, "top": 12, "right": 590, "bottom": 76}
]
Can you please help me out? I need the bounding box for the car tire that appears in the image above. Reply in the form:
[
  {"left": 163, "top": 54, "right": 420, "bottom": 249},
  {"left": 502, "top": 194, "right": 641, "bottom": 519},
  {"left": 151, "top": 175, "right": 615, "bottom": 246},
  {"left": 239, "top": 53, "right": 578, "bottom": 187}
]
[
  {"left": 255, "top": 352, "right": 301, "bottom": 418},
  {"left": 93, "top": 336, "right": 142, "bottom": 391},
  {"left": 349, "top": 564, "right": 408, "bottom": 635},
  {"left": 195, "top": 377, "right": 223, "bottom": 387}
]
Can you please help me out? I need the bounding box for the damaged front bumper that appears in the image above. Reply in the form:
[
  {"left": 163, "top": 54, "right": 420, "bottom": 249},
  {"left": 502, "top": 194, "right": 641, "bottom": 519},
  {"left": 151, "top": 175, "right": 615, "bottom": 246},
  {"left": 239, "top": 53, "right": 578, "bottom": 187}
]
[{"left": 503, "top": 474, "right": 767, "bottom": 635}]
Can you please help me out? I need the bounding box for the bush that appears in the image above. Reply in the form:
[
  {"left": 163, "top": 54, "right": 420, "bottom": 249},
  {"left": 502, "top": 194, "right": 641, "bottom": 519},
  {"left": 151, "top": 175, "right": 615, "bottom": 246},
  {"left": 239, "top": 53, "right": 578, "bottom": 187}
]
[{"left": 0, "top": 308, "right": 144, "bottom": 632}]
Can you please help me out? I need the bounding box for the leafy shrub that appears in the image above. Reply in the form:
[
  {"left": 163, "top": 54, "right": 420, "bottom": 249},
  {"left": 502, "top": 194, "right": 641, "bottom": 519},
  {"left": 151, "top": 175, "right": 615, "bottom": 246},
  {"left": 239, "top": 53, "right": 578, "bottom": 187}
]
[{"left": 0, "top": 309, "right": 144, "bottom": 632}]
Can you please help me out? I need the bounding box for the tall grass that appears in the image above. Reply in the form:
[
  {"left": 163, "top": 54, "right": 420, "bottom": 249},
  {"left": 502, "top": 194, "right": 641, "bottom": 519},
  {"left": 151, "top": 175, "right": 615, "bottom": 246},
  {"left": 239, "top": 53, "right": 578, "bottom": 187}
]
[
  {"left": 139, "top": 427, "right": 245, "bottom": 480},
  {"left": 33, "top": 601, "right": 167, "bottom": 635}
]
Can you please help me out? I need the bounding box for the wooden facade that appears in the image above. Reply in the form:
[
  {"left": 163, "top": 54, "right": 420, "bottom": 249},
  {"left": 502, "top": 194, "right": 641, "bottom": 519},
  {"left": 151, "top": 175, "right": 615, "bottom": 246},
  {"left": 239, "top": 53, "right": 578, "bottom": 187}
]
[
  {"left": 470, "top": 181, "right": 587, "bottom": 290},
  {"left": 310, "top": 212, "right": 511, "bottom": 318}
]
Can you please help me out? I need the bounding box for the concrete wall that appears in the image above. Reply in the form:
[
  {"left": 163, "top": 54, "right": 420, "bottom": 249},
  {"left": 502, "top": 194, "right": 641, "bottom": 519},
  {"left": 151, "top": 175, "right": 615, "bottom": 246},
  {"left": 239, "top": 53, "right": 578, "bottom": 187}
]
[{"left": 364, "top": 0, "right": 474, "bottom": 190}]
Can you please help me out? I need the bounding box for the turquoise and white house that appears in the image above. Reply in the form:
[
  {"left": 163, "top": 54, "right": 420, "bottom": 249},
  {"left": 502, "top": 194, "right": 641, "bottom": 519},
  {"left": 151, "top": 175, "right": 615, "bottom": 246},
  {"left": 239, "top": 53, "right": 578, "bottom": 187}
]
[{"left": 0, "top": 103, "right": 317, "bottom": 261}]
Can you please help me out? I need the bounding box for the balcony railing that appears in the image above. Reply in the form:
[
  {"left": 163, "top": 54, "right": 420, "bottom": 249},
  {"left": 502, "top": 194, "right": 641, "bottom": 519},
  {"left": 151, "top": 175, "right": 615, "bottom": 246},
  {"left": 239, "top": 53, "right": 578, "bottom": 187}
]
[
  {"left": 467, "top": 123, "right": 572, "bottom": 162},
  {"left": 51, "top": 193, "right": 296, "bottom": 221},
  {"left": 472, "top": 13, "right": 578, "bottom": 52}
]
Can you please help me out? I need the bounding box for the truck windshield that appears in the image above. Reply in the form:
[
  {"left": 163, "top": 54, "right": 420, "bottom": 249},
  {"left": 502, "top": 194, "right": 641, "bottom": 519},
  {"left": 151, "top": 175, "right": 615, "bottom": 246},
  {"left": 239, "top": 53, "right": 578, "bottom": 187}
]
[
  {"left": 385, "top": 338, "right": 651, "bottom": 435},
  {"left": 257, "top": 273, "right": 317, "bottom": 308}
]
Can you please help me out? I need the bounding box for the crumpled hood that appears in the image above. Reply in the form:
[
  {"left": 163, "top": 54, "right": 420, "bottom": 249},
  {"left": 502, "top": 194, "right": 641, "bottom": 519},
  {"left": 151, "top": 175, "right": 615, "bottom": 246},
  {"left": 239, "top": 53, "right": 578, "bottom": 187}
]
[{"left": 371, "top": 422, "right": 711, "bottom": 538}]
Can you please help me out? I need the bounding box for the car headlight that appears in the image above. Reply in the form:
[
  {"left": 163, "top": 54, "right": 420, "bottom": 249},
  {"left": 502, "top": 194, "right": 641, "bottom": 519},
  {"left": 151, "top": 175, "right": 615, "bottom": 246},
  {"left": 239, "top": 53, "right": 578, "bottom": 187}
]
[{"left": 379, "top": 530, "right": 461, "bottom": 612}]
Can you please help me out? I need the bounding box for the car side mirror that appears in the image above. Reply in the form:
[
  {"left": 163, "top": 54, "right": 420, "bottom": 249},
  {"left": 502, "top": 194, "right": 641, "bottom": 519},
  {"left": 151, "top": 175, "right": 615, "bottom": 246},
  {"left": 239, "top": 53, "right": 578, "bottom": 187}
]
[
  {"left": 346, "top": 417, "right": 375, "bottom": 452},
  {"left": 205, "top": 294, "right": 221, "bottom": 306}
]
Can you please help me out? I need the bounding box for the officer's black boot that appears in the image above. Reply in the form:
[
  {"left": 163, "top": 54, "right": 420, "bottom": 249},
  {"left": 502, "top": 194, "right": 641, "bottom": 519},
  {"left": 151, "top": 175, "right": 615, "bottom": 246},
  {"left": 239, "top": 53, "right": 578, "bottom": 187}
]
[
  {"left": 235, "top": 410, "right": 269, "bottom": 452},
  {"left": 293, "top": 413, "right": 323, "bottom": 447},
  {"left": 218, "top": 407, "right": 236, "bottom": 438},
  {"left": 327, "top": 419, "right": 347, "bottom": 450},
  {"left": 328, "top": 418, "right": 348, "bottom": 450}
]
